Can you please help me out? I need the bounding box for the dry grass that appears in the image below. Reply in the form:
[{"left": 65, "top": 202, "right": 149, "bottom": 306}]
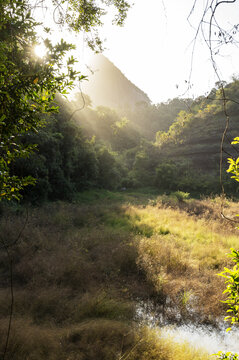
[
  {"left": 0, "top": 193, "right": 238, "bottom": 358},
  {"left": 0, "top": 318, "right": 210, "bottom": 360},
  {"left": 0, "top": 319, "right": 60, "bottom": 360},
  {"left": 123, "top": 326, "right": 209, "bottom": 360}
]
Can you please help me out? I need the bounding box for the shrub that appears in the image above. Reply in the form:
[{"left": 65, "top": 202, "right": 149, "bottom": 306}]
[{"left": 171, "top": 191, "right": 190, "bottom": 202}]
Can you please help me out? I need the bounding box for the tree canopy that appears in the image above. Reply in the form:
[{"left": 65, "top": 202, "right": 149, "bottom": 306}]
[{"left": 0, "top": 0, "right": 130, "bottom": 201}]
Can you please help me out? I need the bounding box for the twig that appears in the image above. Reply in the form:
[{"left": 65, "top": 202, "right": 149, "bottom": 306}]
[
  {"left": 1, "top": 243, "right": 14, "bottom": 360},
  {"left": 0, "top": 206, "right": 29, "bottom": 358},
  {"left": 68, "top": 82, "right": 86, "bottom": 121}
]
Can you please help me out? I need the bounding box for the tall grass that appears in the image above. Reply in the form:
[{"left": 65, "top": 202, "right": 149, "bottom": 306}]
[
  {"left": 0, "top": 319, "right": 210, "bottom": 360},
  {"left": 0, "top": 192, "right": 238, "bottom": 358}
]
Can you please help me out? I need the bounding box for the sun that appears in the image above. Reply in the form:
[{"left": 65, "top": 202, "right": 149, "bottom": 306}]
[{"left": 34, "top": 43, "right": 47, "bottom": 58}]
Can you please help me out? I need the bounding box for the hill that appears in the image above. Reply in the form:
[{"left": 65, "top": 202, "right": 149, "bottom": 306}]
[
  {"left": 81, "top": 54, "right": 151, "bottom": 110},
  {"left": 155, "top": 79, "right": 239, "bottom": 193}
]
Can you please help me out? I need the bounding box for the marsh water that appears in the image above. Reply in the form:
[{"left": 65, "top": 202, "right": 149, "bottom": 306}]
[
  {"left": 137, "top": 302, "right": 239, "bottom": 354},
  {"left": 161, "top": 324, "right": 239, "bottom": 354}
]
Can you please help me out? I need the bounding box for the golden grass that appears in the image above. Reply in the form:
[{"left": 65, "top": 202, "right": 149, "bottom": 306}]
[
  {"left": 124, "top": 327, "right": 210, "bottom": 360},
  {"left": 0, "top": 194, "right": 238, "bottom": 358},
  {"left": 122, "top": 202, "right": 238, "bottom": 269}
]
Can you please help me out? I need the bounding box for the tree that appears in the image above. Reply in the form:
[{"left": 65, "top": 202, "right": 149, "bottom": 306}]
[
  {"left": 0, "top": 2, "right": 130, "bottom": 358},
  {"left": 0, "top": 0, "right": 79, "bottom": 200},
  {"left": 42, "top": 0, "right": 130, "bottom": 51},
  {"left": 0, "top": 0, "right": 130, "bottom": 201}
]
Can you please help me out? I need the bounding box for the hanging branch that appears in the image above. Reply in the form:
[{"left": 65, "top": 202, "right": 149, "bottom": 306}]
[{"left": 188, "top": 0, "right": 239, "bottom": 222}]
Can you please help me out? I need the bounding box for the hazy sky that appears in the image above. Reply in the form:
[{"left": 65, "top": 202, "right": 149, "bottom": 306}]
[
  {"left": 98, "top": 0, "right": 239, "bottom": 103},
  {"left": 35, "top": 0, "right": 239, "bottom": 104}
]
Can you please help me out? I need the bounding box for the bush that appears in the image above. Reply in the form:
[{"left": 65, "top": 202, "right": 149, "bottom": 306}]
[{"left": 171, "top": 191, "right": 190, "bottom": 202}]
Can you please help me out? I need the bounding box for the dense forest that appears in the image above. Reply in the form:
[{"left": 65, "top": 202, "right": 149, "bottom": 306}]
[{"left": 12, "top": 62, "right": 239, "bottom": 203}]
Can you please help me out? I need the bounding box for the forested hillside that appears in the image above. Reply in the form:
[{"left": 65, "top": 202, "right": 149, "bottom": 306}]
[
  {"left": 156, "top": 79, "right": 239, "bottom": 194},
  {"left": 12, "top": 76, "right": 239, "bottom": 202}
]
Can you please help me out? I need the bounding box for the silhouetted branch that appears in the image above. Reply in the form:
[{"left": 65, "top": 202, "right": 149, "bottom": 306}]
[
  {"left": 68, "top": 83, "right": 86, "bottom": 121},
  {"left": 188, "top": 0, "right": 239, "bottom": 219}
]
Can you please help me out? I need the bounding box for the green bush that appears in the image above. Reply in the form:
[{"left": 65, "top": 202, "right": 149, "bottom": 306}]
[{"left": 171, "top": 191, "right": 190, "bottom": 202}]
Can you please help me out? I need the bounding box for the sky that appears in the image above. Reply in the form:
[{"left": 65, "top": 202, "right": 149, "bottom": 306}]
[
  {"left": 99, "top": 0, "right": 239, "bottom": 103},
  {"left": 34, "top": 0, "right": 239, "bottom": 104}
]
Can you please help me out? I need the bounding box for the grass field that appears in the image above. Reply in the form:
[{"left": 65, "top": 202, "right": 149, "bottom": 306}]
[{"left": 0, "top": 190, "right": 238, "bottom": 359}]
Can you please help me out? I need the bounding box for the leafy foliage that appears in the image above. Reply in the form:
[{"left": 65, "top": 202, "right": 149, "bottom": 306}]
[
  {"left": 218, "top": 249, "right": 239, "bottom": 329},
  {"left": 215, "top": 249, "right": 239, "bottom": 359},
  {"left": 56, "top": 0, "right": 130, "bottom": 50},
  {"left": 0, "top": 0, "right": 131, "bottom": 201},
  {"left": 227, "top": 137, "right": 239, "bottom": 183},
  {"left": 3, "top": 12, "right": 239, "bottom": 203},
  {"left": 213, "top": 136, "right": 239, "bottom": 360},
  {"left": 215, "top": 352, "right": 239, "bottom": 360},
  {"left": 0, "top": 0, "right": 83, "bottom": 200}
]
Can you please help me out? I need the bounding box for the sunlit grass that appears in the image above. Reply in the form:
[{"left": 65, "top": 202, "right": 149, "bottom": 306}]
[
  {"left": 112, "top": 203, "right": 239, "bottom": 268},
  {"left": 97, "top": 196, "right": 239, "bottom": 317},
  {"left": 125, "top": 327, "right": 210, "bottom": 360},
  {"left": 0, "top": 191, "right": 238, "bottom": 358}
]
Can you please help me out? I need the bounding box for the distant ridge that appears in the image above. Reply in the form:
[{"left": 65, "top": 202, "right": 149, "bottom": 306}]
[{"left": 82, "top": 54, "right": 151, "bottom": 110}]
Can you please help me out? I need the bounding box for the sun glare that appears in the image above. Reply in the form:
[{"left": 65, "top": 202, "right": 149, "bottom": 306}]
[{"left": 34, "top": 43, "right": 47, "bottom": 58}]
